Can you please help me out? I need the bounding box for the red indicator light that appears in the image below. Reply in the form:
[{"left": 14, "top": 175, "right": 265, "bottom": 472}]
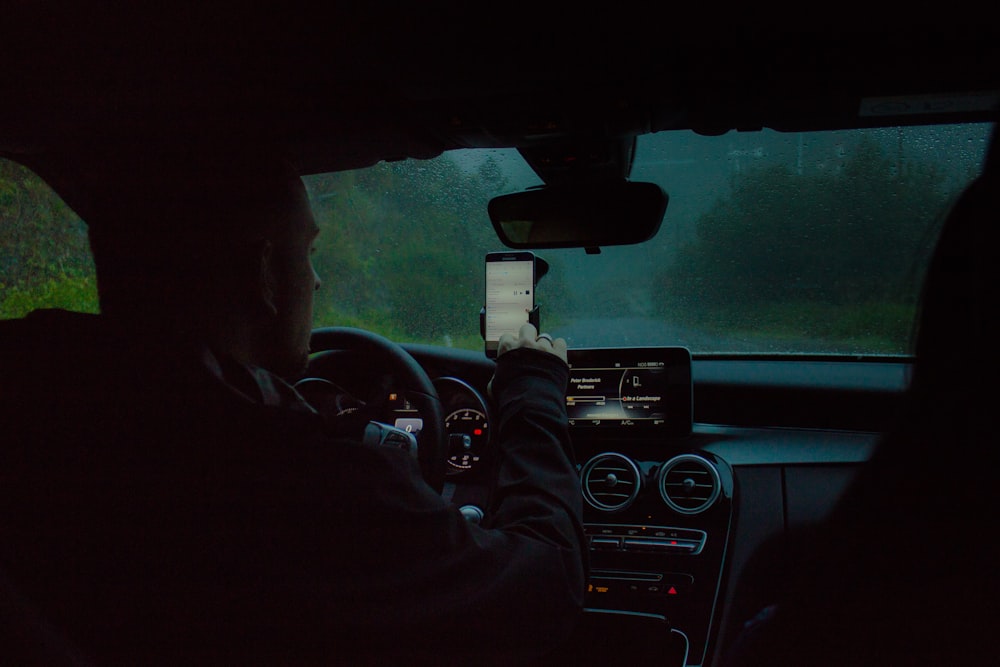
[
  {"left": 473, "top": 429, "right": 482, "bottom": 436},
  {"left": 667, "top": 587, "right": 678, "bottom": 595},
  {"left": 670, "top": 540, "right": 677, "bottom": 545}
]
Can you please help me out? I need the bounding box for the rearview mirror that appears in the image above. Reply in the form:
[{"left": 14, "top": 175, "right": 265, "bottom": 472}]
[{"left": 488, "top": 180, "right": 667, "bottom": 250}]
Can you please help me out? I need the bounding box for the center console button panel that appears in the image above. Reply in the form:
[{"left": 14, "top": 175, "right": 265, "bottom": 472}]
[{"left": 585, "top": 523, "right": 707, "bottom": 555}]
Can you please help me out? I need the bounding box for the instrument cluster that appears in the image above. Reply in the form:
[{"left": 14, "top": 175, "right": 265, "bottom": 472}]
[{"left": 388, "top": 376, "right": 494, "bottom": 478}]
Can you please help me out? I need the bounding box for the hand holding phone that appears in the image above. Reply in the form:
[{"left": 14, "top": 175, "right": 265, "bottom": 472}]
[
  {"left": 484, "top": 251, "right": 536, "bottom": 358},
  {"left": 497, "top": 322, "right": 567, "bottom": 363}
]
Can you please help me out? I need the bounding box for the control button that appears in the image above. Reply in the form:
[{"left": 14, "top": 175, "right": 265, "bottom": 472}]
[
  {"left": 666, "top": 540, "right": 699, "bottom": 553},
  {"left": 650, "top": 527, "right": 704, "bottom": 540},
  {"left": 590, "top": 537, "right": 622, "bottom": 551},
  {"left": 623, "top": 538, "right": 659, "bottom": 552},
  {"left": 661, "top": 573, "right": 694, "bottom": 596},
  {"left": 623, "top": 538, "right": 669, "bottom": 552},
  {"left": 623, "top": 538, "right": 701, "bottom": 554},
  {"left": 587, "top": 582, "right": 615, "bottom": 595}
]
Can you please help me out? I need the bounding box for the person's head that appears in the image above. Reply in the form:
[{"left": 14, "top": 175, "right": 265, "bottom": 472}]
[
  {"left": 65, "top": 144, "right": 322, "bottom": 378},
  {"left": 252, "top": 174, "right": 323, "bottom": 378}
]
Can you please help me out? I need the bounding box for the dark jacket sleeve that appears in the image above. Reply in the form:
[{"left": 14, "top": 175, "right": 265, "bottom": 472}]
[
  {"left": 257, "top": 348, "right": 586, "bottom": 663},
  {"left": 1, "top": 321, "right": 585, "bottom": 665},
  {"left": 485, "top": 347, "right": 585, "bottom": 564}
]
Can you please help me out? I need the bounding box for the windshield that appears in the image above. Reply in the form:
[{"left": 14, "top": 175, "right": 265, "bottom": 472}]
[
  {"left": 303, "top": 123, "right": 993, "bottom": 356},
  {"left": 2, "top": 123, "right": 991, "bottom": 356}
]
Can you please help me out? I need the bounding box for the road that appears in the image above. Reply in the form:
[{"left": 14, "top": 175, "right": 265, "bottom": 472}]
[{"left": 550, "top": 317, "right": 746, "bottom": 352}]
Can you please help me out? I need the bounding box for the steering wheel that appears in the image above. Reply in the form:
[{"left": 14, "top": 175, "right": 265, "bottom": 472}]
[{"left": 295, "top": 326, "right": 446, "bottom": 493}]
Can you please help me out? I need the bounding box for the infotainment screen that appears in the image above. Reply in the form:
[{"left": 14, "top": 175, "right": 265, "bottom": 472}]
[{"left": 565, "top": 347, "right": 692, "bottom": 436}]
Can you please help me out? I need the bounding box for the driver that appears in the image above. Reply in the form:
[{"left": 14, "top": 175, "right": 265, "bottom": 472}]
[{"left": 1, "top": 148, "right": 585, "bottom": 665}]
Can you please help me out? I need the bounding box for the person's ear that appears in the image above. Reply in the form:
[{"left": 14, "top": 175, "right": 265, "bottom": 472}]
[{"left": 258, "top": 240, "right": 279, "bottom": 317}]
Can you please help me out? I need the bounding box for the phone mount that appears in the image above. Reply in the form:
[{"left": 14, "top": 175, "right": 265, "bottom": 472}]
[{"left": 480, "top": 256, "right": 548, "bottom": 341}]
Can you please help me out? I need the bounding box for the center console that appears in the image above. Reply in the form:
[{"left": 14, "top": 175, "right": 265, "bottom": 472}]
[{"left": 568, "top": 348, "right": 735, "bottom": 666}]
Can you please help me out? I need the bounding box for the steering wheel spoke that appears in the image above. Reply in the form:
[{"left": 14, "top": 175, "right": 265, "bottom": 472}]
[{"left": 297, "top": 327, "right": 447, "bottom": 493}]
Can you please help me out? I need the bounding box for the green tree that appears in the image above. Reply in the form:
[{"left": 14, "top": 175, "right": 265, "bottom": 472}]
[
  {"left": 657, "top": 136, "right": 953, "bottom": 352},
  {"left": 305, "top": 155, "right": 512, "bottom": 347},
  {"left": 1, "top": 158, "right": 97, "bottom": 318}
]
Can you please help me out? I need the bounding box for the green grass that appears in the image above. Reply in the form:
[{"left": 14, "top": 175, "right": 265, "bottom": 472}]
[
  {"left": 675, "top": 300, "right": 917, "bottom": 355},
  {"left": 0, "top": 273, "right": 99, "bottom": 319}
]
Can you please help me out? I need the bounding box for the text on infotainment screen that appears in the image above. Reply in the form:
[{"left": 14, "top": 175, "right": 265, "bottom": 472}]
[{"left": 567, "top": 362, "right": 666, "bottom": 426}]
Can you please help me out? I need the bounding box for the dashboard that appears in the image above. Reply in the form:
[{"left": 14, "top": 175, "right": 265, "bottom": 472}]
[
  {"left": 387, "top": 346, "right": 696, "bottom": 477},
  {"left": 435, "top": 377, "right": 493, "bottom": 476},
  {"left": 561, "top": 348, "right": 732, "bottom": 666},
  {"left": 387, "top": 375, "right": 495, "bottom": 478},
  {"left": 303, "top": 343, "right": 735, "bottom": 665},
  {"left": 300, "top": 342, "right": 892, "bottom": 666}
]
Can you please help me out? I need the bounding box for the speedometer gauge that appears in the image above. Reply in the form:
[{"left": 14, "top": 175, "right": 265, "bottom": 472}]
[
  {"left": 445, "top": 408, "right": 489, "bottom": 474},
  {"left": 433, "top": 376, "right": 493, "bottom": 478}
]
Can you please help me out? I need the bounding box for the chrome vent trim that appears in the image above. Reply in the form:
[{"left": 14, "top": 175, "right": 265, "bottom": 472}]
[
  {"left": 581, "top": 453, "right": 642, "bottom": 513},
  {"left": 657, "top": 454, "right": 721, "bottom": 515}
]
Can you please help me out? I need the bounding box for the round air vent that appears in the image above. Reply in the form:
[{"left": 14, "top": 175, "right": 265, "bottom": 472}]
[
  {"left": 657, "top": 454, "right": 721, "bottom": 515},
  {"left": 581, "top": 453, "right": 642, "bottom": 513}
]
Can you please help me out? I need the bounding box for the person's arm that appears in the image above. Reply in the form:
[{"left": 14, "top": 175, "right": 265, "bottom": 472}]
[
  {"left": 270, "top": 325, "right": 585, "bottom": 661},
  {"left": 484, "top": 330, "right": 583, "bottom": 567}
]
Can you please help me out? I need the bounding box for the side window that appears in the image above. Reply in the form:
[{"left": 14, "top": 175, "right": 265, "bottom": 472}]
[{"left": 0, "top": 157, "right": 97, "bottom": 319}]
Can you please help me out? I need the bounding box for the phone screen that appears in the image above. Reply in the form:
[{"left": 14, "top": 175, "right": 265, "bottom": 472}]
[{"left": 485, "top": 251, "right": 535, "bottom": 357}]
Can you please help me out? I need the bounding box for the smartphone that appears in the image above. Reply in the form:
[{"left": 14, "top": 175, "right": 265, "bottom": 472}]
[{"left": 485, "top": 251, "right": 536, "bottom": 358}]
